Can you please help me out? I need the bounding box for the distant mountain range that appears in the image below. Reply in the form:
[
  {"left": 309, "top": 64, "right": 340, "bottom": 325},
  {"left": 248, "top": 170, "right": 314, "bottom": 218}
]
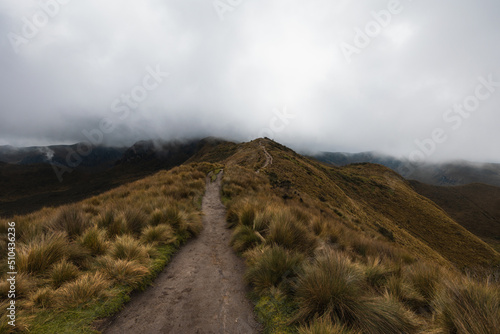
[
  {"left": 0, "top": 144, "right": 126, "bottom": 171},
  {"left": 313, "top": 151, "right": 500, "bottom": 187},
  {"left": 2, "top": 140, "right": 499, "bottom": 253},
  {"left": 0, "top": 137, "right": 236, "bottom": 216}
]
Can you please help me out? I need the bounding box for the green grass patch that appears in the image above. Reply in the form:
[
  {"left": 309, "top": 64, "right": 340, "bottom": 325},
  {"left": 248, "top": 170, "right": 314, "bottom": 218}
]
[{"left": 254, "top": 291, "right": 298, "bottom": 334}]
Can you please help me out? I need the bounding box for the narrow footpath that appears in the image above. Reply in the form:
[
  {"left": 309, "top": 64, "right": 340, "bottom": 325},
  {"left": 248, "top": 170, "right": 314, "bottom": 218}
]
[{"left": 101, "top": 171, "right": 261, "bottom": 334}]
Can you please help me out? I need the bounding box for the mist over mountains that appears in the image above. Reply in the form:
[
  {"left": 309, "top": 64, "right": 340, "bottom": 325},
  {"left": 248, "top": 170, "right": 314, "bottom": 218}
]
[
  {"left": 2, "top": 138, "right": 500, "bottom": 188},
  {"left": 314, "top": 151, "right": 500, "bottom": 187}
]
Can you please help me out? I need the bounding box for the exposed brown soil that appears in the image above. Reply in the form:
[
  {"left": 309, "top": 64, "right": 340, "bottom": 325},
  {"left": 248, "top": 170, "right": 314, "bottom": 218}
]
[
  {"left": 257, "top": 141, "right": 273, "bottom": 173},
  {"left": 99, "top": 172, "right": 261, "bottom": 333}
]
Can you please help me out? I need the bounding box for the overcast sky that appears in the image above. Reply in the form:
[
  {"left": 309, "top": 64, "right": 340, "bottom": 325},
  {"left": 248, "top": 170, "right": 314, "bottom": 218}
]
[{"left": 0, "top": 0, "right": 499, "bottom": 162}]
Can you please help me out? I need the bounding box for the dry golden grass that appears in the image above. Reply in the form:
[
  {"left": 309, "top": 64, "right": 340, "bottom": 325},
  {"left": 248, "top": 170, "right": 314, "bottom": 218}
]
[
  {"left": 298, "top": 317, "right": 360, "bottom": 334},
  {"left": 140, "top": 224, "right": 176, "bottom": 245},
  {"left": 49, "top": 259, "right": 80, "bottom": 288},
  {"left": 244, "top": 245, "right": 304, "bottom": 296},
  {"left": 96, "top": 256, "right": 149, "bottom": 288},
  {"left": 0, "top": 163, "right": 213, "bottom": 330},
  {"left": 433, "top": 278, "right": 500, "bottom": 333},
  {"left": 54, "top": 272, "right": 111, "bottom": 308},
  {"left": 16, "top": 232, "right": 68, "bottom": 274},
  {"left": 222, "top": 139, "right": 500, "bottom": 333},
  {"left": 78, "top": 226, "right": 109, "bottom": 256}
]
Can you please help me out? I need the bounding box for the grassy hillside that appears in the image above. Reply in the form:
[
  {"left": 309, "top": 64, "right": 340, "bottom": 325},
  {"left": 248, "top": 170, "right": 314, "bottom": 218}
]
[
  {"left": 260, "top": 140, "right": 498, "bottom": 270},
  {"left": 1, "top": 137, "right": 498, "bottom": 333},
  {"left": 0, "top": 138, "right": 234, "bottom": 217},
  {"left": 0, "top": 162, "right": 218, "bottom": 333},
  {"left": 222, "top": 139, "right": 499, "bottom": 333},
  {"left": 314, "top": 151, "right": 500, "bottom": 187},
  {"left": 411, "top": 181, "right": 500, "bottom": 252}
]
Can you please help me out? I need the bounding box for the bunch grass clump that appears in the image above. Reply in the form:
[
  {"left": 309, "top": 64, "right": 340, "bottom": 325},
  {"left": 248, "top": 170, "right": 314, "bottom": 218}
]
[
  {"left": 244, "top": 245, "right": 304, "bottom": 296},
  {"left": 434, "top": 278, "right": 500, "bottom": 333},
  {"left": 108, "top": 235, "right": 152, "bottom": 263},
  {"left": 54, "top": 272, "right": 111, "bottom": 308},
  {"left": 78, "top": 226, "right": 108, "bottom": 256},
  {"left": 140, "top": 224, "right": 176, "bottom": 245},
  {"left": 97, "top": 256, "right": 149, "bottom": 289},
  {"left": 49, "top": 259, "right": 80, "bottom": 288},
  {"left": 52, "top": 206, "right": 90, "bottom": 239},
  {"left": 17, "top": 232, "right": 68, "bottom": 274}
]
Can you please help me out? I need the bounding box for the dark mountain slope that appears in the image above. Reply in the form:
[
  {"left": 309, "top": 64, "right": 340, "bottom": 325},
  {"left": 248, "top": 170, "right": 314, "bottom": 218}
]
[
  {"left": 411, "top": 181, "right": 500, "bottom": 252},
  {"left": 0, "top": 138, "right": 235, "bottom": 217}
]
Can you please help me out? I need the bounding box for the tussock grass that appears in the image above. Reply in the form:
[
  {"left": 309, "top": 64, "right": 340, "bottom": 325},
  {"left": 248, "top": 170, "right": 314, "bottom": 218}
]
[
  {"left": 109, "top": 235, "right": 152, "bottom": 263},
  {"left": 434, "top": 278, "right": 500, "bottom": 333},
  {"left": 17, "top": 232, "right": 68, "bottom": 274},
  {"left": 294, "top": 250, "right": 364, "bottom": 322},
  {"left": 230, "top": 225, "right": 264, "bottom": 253},
  {"left": 355, "top": 296, "right": 418, "bottom": 334},
  {"left": 240, "top": 204, "right": 256, "bottom": 227},
  {"left": 78, "top": 226, "right": 108, "bottom": 256},
  {"left": 404, "top": 262, "right": 443, "bottom": 303},
  {"left": 0, "top": 163, "right": 211, "bottom": 332},
  {"left": 150, "top": 208, "right": 165, "bottom": 226},
  {"left": 164, "top": 206, "right": 182, "bottom": 227},
  {"left": 0, "top": 273, "right": 37, "bottom": 299},
  {"left": 52, "top": 206, "right": 90, "bottom": 239},
  {"left": 123, "top": 208, "right": 149, "bottom": 235},
  {"left": 177, "top": 210, "right": 203, "bottom": 236},
  {"left": 267, "top": 209, "right": 317, "bottom": 254},
  {"left": 363, "top": 257, "right": 392, "bottom": 290},
  {"left": 66, "top": 242, "right": 92, "bottom": 268},
  {"left": 298, "top": 317, "right": 359, "bottom": 334},
  {"left": 221, "top": 140, "right": 500, "bottom": 333},
  {"left": 140, "top": 224, "right": 176, "bottom": 245},
  {"left": 0, "top": 300, "right": 30, "bottom": 333},
  {"left": 97, "top": 210, "right": 124, "bottom": 238},
  {"left": 97, "top": 256, "right": 149, "bottom": 288},
  {"left": 244, "top": 245, "right": 304, "bottom": 296},
  {"left": 50, "top": 259, "right": 80, "bottom": 288},
  {"left": 384, "top": 275, "right": 426, "bottom": 311},
  {"left": 30, "top": 287, "right": 55, "bottom": 309},
  {"left": 54, "top": 272, "right": 111, "bottom": 308}
]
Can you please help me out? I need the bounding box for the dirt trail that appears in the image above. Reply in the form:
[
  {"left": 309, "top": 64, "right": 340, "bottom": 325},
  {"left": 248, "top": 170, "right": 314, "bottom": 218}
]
[
  {"left": 257, "top": 141, "right": 273, "bottom": 173},
  {"left": 101, "top": 172, "right": 261, "bottom": 334}
]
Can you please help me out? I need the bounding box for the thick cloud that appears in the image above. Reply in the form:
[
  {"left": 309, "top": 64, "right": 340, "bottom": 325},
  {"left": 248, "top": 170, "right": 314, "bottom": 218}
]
[{"left": 0, "top": 0, "right": 499, "bottom": 162}]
